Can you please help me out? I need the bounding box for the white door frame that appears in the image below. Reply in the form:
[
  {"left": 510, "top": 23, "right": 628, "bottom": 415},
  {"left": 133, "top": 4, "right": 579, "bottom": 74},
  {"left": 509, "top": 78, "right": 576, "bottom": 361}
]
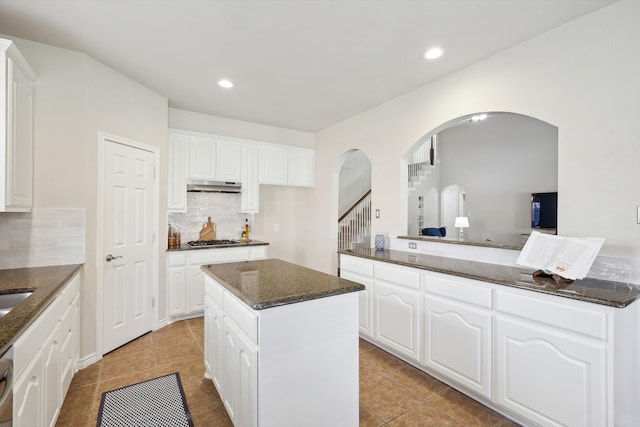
[{"left": 96, "top": 131, "right": 159, "bottom": 358}]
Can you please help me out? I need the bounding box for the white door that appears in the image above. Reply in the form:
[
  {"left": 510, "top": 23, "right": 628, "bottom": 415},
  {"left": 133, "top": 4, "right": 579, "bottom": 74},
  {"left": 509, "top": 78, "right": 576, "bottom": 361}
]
[{"left": 102, "top": 139, "right": 155, "bottom": 354}]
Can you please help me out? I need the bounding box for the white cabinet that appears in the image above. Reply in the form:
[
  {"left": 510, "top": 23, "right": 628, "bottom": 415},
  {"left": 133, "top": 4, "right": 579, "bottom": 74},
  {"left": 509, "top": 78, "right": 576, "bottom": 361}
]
[
  {"left": 204, "top": 274, "right": 359, "bottom": 427},
  {"left": 168, "top": 134, "right": 188, "bottom": 212},
  {"left": 373, "top": 263, "right": 421, "bottom": 362},
  {"left": 188, "top": 134, "right": 241, "bottom": 182},
  {"left": 494, "top": 287, "right": 610, "bottom": 427},
  {"left": 13, "top": 272, "right": 80, "bottom": 427},
  {"left": 259, "top": 145, "right": 314, "bottom": 187},
  {"left": 216, "top": 140, "right": 242, "bottom": 182},
  {"left": 222, "top": 316, "right": 258, "bottom": 427},
  {"left": 188, "top": 135, "right": 216, "bottom": 180},
  {"left": 338, "top": 253, "right": 640, "bottom": 427},
  {"left": 340, "top": 255, "right": 373, "bottom": 338},
  {"left": 423, "top": 272, "right": 492, "bottom": 399},
  {"left": 167, "top": 246, "right": 268, "bottom": 319},
  {"left": 240, "top": 144, "right": 259, "bottom": 213},
  {"left": 288, "top": 148, "right": 314, "bottom": 187},
  {"left": 13, "top": 348, "right": 43, "bottom": 427},
  {"left": 0, "top": 38, "right": 36, "bottom": 212}
]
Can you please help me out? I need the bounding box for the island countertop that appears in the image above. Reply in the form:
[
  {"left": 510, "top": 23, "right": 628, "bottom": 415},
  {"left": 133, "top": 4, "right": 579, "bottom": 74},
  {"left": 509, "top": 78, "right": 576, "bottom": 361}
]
[
  {"left": 340, "top": 248, "right": 640, "bottom": 308},
  {"left": 201, "top": 258, "right": 365, "bottom": 310}
]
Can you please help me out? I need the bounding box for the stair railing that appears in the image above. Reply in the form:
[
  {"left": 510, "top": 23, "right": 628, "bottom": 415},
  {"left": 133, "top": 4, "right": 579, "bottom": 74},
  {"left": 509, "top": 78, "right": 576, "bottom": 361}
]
[{"left": 338, "top": 190, "right": 372, "bottom": 252}]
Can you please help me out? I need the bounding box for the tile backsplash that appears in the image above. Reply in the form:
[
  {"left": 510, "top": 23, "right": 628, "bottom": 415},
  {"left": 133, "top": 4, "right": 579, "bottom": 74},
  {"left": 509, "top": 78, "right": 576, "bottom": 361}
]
[
  {"left": 0, "top": 208, "right": 85, "bottom": 269},
  {"left": 168, "top": 193, "right": 252, "bottom": 242}
]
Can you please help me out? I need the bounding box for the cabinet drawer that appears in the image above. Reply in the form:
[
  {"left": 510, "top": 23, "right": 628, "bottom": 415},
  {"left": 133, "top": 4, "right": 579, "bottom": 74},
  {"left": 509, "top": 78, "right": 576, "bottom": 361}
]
[
  {"left": 423, "top": 272, "right": 492, "bottom": 309},
  {"left": 249, "top": 246, "right": 267, "bottom": 260},
  {"left": 496, "top": 289, "right": 608, "bottom": 340},
  {"left": 168, "top": 253, "right": 187, "bottom": 266},
  {"left": 375, "top": 263, "right": 420, "bottom": 290},
  {"left": 204, "top": 276, "right": 224, "bottom": 308},
  {"left": 190, "top": 247, "right": 251, "bottom": 264},
  {"left": 340, "top": 256, "right": 373, "bottom": 277},
  {"left": 223, "top": 291, "right": 258, "bottom": 344}
]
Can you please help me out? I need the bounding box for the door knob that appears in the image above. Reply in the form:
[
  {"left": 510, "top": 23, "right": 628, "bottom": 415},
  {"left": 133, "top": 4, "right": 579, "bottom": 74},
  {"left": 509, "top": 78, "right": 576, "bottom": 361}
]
[{"left": 105, "top": 254, "right": 123, "bottom": 262}]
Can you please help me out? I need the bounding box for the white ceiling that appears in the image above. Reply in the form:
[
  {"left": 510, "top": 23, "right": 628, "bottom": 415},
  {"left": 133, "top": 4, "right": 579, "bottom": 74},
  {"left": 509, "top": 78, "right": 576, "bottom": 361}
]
[{"left": 0, "top": 0, "right": 617, "bottom": 132}]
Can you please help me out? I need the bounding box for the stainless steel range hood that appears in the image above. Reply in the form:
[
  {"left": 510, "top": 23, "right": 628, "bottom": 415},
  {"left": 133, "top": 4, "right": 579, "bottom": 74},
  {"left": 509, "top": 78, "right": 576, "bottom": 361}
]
[{"left": 186, "top": 179, "right": 242, "bottom": 193}]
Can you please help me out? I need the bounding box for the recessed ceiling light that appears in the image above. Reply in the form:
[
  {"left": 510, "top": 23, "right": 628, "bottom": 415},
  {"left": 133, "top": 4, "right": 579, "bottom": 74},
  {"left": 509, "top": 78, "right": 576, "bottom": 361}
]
[
  {"left": 218, "top": 79, "right": 234, "bottom": 88},
  {"left": 423, "top": 47, "right": 444, "bottom": 60}
]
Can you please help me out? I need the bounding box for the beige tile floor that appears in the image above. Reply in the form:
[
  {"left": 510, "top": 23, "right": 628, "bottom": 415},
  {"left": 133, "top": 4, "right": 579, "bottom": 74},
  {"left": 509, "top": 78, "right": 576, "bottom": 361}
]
[{"left": 56, "top": 318, "right": 518, "bottom": 427}]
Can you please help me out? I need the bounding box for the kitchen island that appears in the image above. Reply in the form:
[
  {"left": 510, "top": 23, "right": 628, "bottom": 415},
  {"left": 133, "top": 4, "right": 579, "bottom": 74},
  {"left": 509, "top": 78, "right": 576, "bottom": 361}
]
[{"left": 202, "top": 258, "right": 364, "bottom": 427}]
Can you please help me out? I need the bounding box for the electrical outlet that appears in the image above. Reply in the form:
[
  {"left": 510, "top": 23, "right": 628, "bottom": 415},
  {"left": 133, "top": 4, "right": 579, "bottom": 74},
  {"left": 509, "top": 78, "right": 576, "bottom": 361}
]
[
  {"left": 274, "top": 224, "right": 280, "bottom": 232},
  {"left": 409, "top": 242, "right": 417, "bottom": 249}
]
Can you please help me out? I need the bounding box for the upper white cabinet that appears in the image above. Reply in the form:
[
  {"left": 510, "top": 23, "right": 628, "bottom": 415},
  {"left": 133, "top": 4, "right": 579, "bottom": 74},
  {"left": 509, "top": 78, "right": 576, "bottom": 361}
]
[
  {"left": 168, "top": 133, "right": 188, "bottom": 212},
  {"left": 188, "top": 135, "right": 241, "bottom": 182},
  {"left": 240, "top": 144, "right": 259, "bottom": 213},
  {"left": 168, "top": 128, "right": 315, "bottom": 213},
  {"left": 288, "top": 149, "right": 314, "bottom": 187},
  {"left": 259, "top": 145, "right": 314, "bottom": 187},
  {"left": 0, "top": 38, "right": 36, "bottom": 212}
]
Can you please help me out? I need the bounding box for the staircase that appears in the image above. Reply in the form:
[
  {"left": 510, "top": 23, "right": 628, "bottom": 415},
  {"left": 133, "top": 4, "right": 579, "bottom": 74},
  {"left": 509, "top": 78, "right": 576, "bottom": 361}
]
[
  {"left": 408, "top": 135, "right": 437, "bottom": 190},
  {"left": 338, "top": 190, "right": 371, "bottom": 252}
]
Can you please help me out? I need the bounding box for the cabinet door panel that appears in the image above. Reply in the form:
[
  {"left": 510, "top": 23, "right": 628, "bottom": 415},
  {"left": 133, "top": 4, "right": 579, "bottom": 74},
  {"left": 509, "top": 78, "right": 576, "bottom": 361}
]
[
  {"left": 188, "top": 136, "right": 216, "bottom": 179},
  {"left": 204, "top": 295, "right": 224, "bottom": 393},
  {"left": 374, "top": 282, "right": 420, "bottom": 361},
  {"left": 495, "top": 316, "right": 607, "bottom": 427},
  {"left": 168, "top": 266, "right": 187, "bottom": 316},
  {"left": 188, "top": 265, "right": 206, "bottom": 313},
  {"left": 5, "top": 57, "right": 34, "bottom": 210},
  {"left": 215, "top": 140, "right": 241, "bottom": 181},
  {"left": 258, "top": 146, "right": 288, "bottom": 185},
  {"left": 341, "top": 271, "right": 373, "bottom": 338},
  {"left": 288, "top": 149, "right": 314, "bottom": 187},
  {"left": 424, "top": 295, "right": 491, "bottom": 398},
  {"left": 13, "top": 349, "right": 43, "bottom": 427},
  {"left": 168, "top": 134, "right": 188, "bottom": 212}
]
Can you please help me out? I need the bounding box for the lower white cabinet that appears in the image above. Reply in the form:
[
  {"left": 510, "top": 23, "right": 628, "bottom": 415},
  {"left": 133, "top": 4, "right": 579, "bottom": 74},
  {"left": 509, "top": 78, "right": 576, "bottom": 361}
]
[
  {"left": 339, "top": 256, "right": 373, "bottom": 338},
  {"left": 494, "top": 287, "right": 610, "bottom": 426},
  {"left": 423, "top": 271, "right": 492, "bottom": 399},
  {"left": 13, "top": 272, "right": 81, "bottom": 427},
  {"left": 168, "top": 245, "right": 267, "bottom": 319},
  {"left": 204, "top": 274, "right": 359, "bottom": 427},
  {"left": 339, "top": 253, "right": 639, "bottom": 427},
  {"left": 374, "top": 281, "right": 420, "bottom": 361},
  {"left": 222, "top": 316, "right": 258, "bottom": 427}
]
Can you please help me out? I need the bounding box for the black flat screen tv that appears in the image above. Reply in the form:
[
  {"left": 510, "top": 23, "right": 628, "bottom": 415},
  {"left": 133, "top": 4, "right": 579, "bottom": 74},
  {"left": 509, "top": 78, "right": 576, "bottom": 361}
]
[{"left": 531, "top": 192, "right": 557, "bottom": 230}]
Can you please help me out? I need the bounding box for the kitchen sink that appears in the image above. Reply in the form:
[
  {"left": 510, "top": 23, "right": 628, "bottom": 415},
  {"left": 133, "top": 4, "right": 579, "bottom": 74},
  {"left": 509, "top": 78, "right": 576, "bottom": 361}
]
[{"left": 0, "top": 291, "right": 33, "bottom": 318}]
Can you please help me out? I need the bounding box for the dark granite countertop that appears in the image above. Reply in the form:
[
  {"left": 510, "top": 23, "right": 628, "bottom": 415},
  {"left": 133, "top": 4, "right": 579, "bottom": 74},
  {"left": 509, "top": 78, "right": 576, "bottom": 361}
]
[
  {"left": 0, "top": 264, "right": 83, "bottom": 356},
  {"left": 167, "top": 239, "right": 269, "bottom": 252},
  {"left": 201, "top": 258, "right": 365, "bottom": 310},
  {"left": 340, "top": 248, "right": 640, "bottom": 308}
]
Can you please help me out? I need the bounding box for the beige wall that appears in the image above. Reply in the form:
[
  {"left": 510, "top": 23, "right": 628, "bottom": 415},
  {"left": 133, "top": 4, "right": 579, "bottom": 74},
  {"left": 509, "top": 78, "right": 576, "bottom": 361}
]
[
  {"left": 308, "top": 0, "right": 640, "bottom": 274},
  {"left": 12, "top": 37, "right": 169, "bottom": 361},
  {"left": 169, "top": 107, "right": 315, "bottom": 148}
]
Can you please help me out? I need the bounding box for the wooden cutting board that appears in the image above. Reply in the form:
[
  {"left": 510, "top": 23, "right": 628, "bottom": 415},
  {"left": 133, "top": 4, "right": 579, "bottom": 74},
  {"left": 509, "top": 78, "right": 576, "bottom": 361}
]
[{"left": 199, "top": 216, "right": 216, "bottom": 241}]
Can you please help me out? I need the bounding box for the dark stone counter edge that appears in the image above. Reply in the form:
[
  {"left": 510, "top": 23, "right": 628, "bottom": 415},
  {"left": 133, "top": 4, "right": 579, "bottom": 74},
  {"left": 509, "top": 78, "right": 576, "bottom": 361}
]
[
  {"left": 0, "top": 264, "right": 83, "bottom": 356},
  {"left": 397, "top": 235, "right": 523, "bottom": 251},
  {"left": 201, "top": 267, "right": 365, "bottom": 311},
  {"left": 167, "top": 240, "right": 269, "bottom": 252},
  {"left": 339, "top": 249, "right": 635, "bottom": 309}
]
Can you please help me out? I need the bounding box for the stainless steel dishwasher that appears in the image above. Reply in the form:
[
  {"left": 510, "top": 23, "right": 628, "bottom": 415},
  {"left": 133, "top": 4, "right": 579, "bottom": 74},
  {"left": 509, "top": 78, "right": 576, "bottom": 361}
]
[{"left": 0, "top": 346, "right": 13, "bottom": 427}]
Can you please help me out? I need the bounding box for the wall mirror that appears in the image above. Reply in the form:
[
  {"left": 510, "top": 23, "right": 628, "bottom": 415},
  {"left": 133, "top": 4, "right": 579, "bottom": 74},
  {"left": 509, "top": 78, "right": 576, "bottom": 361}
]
[{"left": 405, "top": 112, "right": 558, "bottom": 247}]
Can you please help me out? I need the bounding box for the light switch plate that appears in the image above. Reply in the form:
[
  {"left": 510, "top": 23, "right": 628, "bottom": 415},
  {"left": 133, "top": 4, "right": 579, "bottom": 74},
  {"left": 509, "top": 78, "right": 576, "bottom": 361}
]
[{"left": 637, "top": 206, "right": 640, "bottom": 224}]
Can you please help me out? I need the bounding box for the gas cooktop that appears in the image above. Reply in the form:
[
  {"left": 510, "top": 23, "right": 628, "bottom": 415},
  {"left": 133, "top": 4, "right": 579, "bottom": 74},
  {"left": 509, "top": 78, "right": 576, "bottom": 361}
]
[{"left": 186, "top": 239, "right": 242, "bottom": 247}]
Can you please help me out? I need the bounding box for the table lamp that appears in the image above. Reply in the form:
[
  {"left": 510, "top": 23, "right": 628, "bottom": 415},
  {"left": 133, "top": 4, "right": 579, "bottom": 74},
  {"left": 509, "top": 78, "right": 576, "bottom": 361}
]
[{"left": 454, "top": 216, "right": 469, "bottom": 240}]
